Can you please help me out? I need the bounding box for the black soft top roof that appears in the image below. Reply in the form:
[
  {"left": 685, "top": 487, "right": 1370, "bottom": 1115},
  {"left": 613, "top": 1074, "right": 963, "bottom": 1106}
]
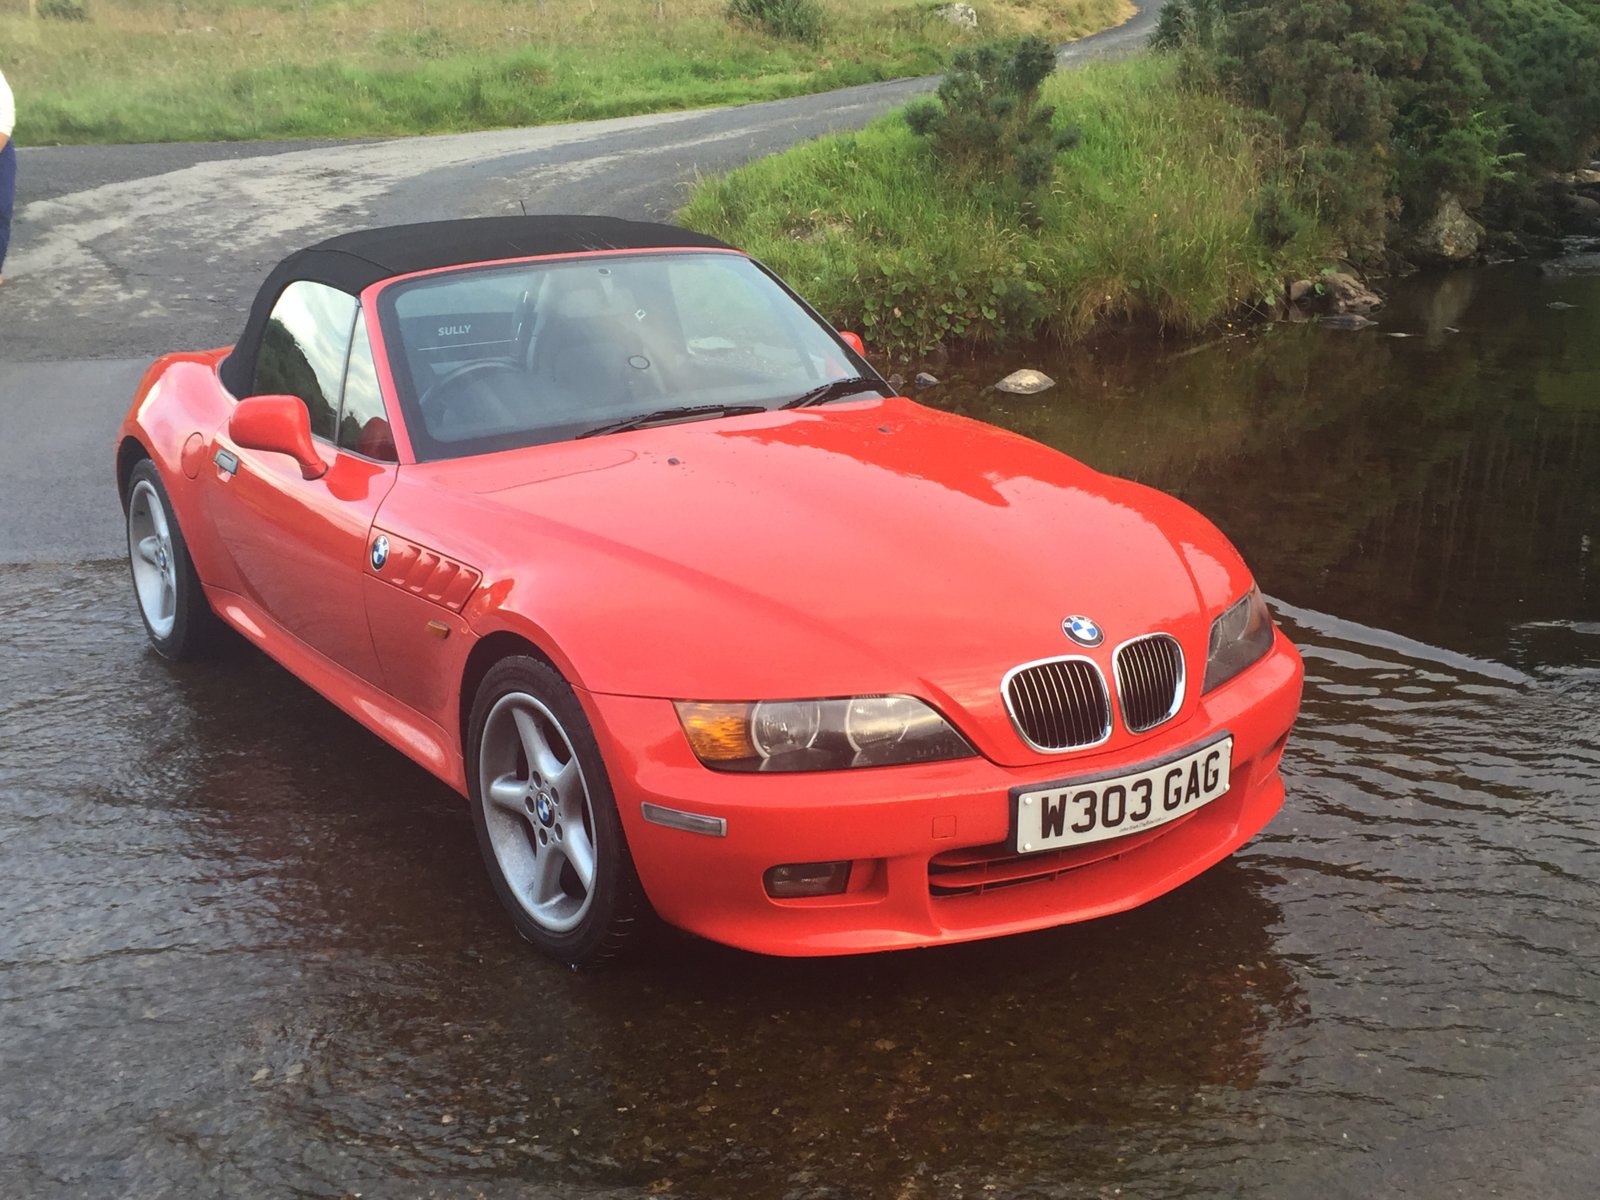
[{"left": 219, "top": 216, "right": 734, "bottom": 396}]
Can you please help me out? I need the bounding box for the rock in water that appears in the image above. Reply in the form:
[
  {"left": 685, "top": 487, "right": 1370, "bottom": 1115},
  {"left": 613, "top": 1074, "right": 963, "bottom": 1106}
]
[
  {"left": 994, "top": 369, "right": 1055, "bottom": 394},
  {"left": 1318, "top": 313, "right": 1377, "bottom": 331},
  {"left": 1287, "top": 272, "right": 1383, "bottom": 316},
  {"left": 913, "top": 372, "right": 940, "bottom": 388},
  {"left": 1410, "top": 194, "right": 1485, "bottom": 264}
]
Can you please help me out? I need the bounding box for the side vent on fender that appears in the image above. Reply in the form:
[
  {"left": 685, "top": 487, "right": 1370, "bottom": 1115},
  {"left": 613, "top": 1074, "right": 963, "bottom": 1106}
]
[{"left": 370, "top": 534, "right": 482, "bottom": 612}]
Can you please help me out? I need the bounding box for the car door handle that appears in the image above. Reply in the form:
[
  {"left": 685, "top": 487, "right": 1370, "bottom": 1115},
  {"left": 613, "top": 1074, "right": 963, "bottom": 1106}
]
[{"left": 214, "top": 448, "right": 239, "bottom": 476}]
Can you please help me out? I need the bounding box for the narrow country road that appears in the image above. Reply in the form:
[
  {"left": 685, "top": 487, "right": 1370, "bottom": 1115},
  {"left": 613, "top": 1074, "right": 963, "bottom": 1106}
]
[{"left": 0, "top": 2, "right": 1159, "bottom": 563}]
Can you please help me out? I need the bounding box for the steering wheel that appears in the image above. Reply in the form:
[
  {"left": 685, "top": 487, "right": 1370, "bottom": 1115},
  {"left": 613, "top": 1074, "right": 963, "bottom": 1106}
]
[{"left": 418, "top": 360, "right": 529, "bottom": 432}]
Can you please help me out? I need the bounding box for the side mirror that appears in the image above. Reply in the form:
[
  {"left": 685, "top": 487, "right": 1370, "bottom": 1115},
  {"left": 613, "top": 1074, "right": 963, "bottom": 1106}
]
[
  {"left": 839, "top": 331, "right": 866, "bottom": 357},
  {"left": 230, "top": 395, "right": 328, "bottom": 480}
]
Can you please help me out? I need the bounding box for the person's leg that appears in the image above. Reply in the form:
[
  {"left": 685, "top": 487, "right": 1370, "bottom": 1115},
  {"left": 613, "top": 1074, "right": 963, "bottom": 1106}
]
[{"left": 0, "top": 138, "right": 15, "bottom": 281}]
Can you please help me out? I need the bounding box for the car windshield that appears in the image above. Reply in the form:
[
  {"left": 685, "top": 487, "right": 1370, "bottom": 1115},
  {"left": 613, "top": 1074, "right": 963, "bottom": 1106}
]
[{"left": 378, "top": 251, "right": 882, "bottom": 461}]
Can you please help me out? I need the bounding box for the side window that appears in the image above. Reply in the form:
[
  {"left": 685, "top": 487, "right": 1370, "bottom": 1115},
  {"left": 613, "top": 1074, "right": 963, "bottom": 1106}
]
[
  {"left": 337, "top": 318, "right": 397, "bottom": 462},
  {"left": 255, "top": 280, "right": 358, "bottom": 443}
]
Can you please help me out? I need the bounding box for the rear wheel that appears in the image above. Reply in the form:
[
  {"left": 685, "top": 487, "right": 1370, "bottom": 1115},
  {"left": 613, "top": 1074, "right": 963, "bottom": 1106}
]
[
  {"left": 466, "top": 656, "right": 644, "bottom": 966},
  {"left": 125, "top": 458, "right": 219, "bottom": 660}
]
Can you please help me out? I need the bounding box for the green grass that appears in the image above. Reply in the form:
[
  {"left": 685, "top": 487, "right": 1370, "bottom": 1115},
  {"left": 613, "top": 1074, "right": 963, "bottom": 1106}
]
[
  {"left": 680, "top": 54, "right": 1332, "bottom": 352},
  {"left": 2, "top": 0, "right": 1129, "bottom": 144}
]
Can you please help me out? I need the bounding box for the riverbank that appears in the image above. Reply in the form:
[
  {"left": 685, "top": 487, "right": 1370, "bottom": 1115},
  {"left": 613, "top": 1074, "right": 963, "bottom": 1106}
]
[
  {"left": 1, "top": 0, "right": 1126, "bottom": 145},
  {"left": 681, "top": 53, "right": 1329, "bottom": 355}
]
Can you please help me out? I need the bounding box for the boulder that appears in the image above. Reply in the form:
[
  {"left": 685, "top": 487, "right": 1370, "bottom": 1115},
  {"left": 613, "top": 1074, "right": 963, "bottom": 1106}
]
[
  {"left": 1409, "top": 194, "right": 1485, "bottom": 264},
  {"left": 913, "top": 371, "right": 941, "bottom": 388},
  {"left": 1563, "top": 193, "right": 1600, "bottom": 225},
  {"left": 1287, "top": 272, "right": 1383, "bottom": 316},
  {"left": 994, "top": 369, "right": 1055, "bottom": 395},
  {"left": 935, "top": 3, "right": 977, "bottom": 28}
]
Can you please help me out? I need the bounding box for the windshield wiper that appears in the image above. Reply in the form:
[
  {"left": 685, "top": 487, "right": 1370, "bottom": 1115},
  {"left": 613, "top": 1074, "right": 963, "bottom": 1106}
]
[
  {"left": 576, "top": 404, "right": 770, "bottom": 439},
  {"left": 782, "top": 376, "right": 886, "bottom": 409}
]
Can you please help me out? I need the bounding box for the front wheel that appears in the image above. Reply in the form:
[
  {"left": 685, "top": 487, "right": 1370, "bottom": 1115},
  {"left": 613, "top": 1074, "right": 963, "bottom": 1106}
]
[
  {"left": 125, "top": 458, "right": 220, "bottom": 660},
  {"left": 466, "top": 656, "right": 645, "bottom": 967}
]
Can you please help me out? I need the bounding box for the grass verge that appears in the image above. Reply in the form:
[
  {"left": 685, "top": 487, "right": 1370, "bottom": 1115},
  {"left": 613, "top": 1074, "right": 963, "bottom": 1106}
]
[
  {"left": 2, "top": 0, "right": 1127, "bottom": 145},
  {"left": 680, "top": 53, "right": 1331, "bottom": 354}
]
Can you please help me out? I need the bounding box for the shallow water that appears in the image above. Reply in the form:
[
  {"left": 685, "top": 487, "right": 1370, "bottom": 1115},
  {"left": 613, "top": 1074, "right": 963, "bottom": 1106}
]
[{"left": 2, "top": 263, "right": 1597, "bottom": 1197}]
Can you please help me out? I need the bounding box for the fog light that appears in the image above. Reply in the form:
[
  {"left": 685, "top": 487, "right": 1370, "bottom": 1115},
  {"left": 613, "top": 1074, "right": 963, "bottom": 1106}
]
[{"left": 764, "top": 861, "right": 852, "bottom": 898}]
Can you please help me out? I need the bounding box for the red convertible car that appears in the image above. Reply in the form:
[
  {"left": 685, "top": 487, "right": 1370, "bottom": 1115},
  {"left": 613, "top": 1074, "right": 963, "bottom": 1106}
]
[{"left": 116, "top": 216, "right": 1303, "bottom": 966}]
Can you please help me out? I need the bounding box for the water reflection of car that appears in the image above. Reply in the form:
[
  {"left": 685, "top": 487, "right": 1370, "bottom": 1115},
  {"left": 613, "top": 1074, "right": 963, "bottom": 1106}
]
[{"left": 114, "top": 216, "right": 1304, "bottom": 966}]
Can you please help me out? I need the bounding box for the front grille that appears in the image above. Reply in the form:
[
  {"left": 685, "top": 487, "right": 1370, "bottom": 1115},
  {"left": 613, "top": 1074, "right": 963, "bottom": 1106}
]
[
  {"left": 1003, "top": 658, "right": 1112, "bottom": 751},
  {"left": 928, "top": 821, "right": 1186, "bottom": 897},
  {"left": 1114, "top": 634, "right": 1185, "bottom": 733}
]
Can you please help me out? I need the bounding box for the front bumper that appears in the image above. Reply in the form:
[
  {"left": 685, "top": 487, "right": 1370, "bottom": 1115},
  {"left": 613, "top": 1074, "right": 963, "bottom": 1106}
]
[{"left": 583, "top": 631, "right": 1303, "bottom": 956}]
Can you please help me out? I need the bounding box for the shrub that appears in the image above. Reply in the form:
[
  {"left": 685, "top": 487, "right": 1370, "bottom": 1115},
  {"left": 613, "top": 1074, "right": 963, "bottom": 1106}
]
[
  {"left": 1152, "top": 0, "right": 1600, "bottom": 254},
  {"left": 726, "top": 0, "right": 827, "bottom": 45},
  {"left": 39, "top": 0, "right": 91, "bottom": 19},
  {"left": 902, "top": 36, "right": 1074, "bottom": 207}
]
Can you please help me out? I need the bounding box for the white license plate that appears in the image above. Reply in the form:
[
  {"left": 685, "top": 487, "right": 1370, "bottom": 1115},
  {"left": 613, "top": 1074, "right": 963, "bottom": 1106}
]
[{"left": 1013, "top": 736, "right": 1233, "bottom": 854}]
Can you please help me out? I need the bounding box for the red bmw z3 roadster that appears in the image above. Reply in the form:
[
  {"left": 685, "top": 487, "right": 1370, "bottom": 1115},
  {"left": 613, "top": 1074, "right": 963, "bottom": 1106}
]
[{"left": 116, "top": 216, "right": 1303, "bottom": 966}]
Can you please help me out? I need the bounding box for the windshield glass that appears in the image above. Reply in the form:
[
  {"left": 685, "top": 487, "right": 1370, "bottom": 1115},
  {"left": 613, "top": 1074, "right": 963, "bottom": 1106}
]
[{"left": 379, "top": 251, "right": 881, "bottom": 461}]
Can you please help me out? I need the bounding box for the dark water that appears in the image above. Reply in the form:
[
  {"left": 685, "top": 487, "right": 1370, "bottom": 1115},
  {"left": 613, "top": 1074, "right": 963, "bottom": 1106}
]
[{"left": 3, "top": 263, "right": 1598, "bottom": 1198}]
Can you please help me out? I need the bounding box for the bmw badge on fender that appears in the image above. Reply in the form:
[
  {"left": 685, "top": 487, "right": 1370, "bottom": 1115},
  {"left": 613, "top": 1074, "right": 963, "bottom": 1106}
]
[{"left": 115, "top": 215, "right": 1304, "bottom": 966}]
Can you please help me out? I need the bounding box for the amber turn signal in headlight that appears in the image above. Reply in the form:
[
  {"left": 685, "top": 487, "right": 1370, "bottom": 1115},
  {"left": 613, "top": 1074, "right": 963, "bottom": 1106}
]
[{"left": 674, "top": 695, "right": 974, "bottom": 772}]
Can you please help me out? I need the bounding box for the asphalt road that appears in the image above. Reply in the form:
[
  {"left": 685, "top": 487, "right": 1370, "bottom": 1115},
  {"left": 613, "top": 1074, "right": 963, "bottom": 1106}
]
[{"left": 0, "top": 4, "right": 1160, "bottom": 564}]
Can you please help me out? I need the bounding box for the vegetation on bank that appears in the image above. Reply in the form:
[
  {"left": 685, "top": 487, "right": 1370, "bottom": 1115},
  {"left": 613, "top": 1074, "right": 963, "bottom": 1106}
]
[
  {"left": 684, "top": 0, "right": 1600, "bottom": 354},
  {"left": 1153, "top": 0, "right": 1600, "bottom": 258},
  {"left": 0, "top": 0, "right": 1126, "bottom": 145},
  {"left": 681, "top": 53, "right": 1329, "bottom": 355}
]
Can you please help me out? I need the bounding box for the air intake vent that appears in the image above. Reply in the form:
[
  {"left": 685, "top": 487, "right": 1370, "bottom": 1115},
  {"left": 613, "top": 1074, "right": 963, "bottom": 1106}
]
[
  {"left": 1003, "top": 658, "right": 1112, "bottom": 751},
  {"left": 1115, "top": 634, "right": 1185, "bottom": 733}
]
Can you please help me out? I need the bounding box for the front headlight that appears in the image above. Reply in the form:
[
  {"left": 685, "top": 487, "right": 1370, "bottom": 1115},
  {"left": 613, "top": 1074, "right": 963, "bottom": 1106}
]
[
  {"left": 675, "top": 695, "right": 975, "bottom": 772},
  {"left": 1202, "top": 586, "right": 1276, "bottom": 693}
]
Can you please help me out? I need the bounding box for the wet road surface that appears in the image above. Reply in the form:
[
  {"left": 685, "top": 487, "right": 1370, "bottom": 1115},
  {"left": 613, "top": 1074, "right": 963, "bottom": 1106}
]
[{"left": 3, "top": 265, "right": 1597, "bottom": 1196}]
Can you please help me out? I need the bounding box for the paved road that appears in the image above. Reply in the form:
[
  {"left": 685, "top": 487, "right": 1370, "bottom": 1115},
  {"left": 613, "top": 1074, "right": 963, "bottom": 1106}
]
[{"left": 0, "top": 3, "right": 1160, "bottom": 563}]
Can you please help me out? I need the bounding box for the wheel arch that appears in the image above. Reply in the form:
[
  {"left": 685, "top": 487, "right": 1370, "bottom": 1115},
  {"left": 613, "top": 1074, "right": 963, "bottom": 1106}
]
[
  {"left": 116, "top": 436, "right": 152, "bottom": 511},
  {"left": 459, "top": 630, "right": 561, "bottom": 756}
]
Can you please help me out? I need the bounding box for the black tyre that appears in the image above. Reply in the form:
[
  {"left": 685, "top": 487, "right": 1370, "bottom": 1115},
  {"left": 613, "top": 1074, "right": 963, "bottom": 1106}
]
[
  {"left": 466, "top": 655, "right": 645, "bottom": 966},
  {"left": 124, "top": 458, "right": 221, "bottom": 660}
]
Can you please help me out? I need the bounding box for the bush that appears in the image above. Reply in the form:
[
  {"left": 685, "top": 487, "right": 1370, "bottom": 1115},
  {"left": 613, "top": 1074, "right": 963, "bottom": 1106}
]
[
  {"left": 1152, "top": 0, "right": 1600, "bottom": 254},
  {"left": 902, "top": 36, "right": 1074, "bottom": 208},
  {"left": 726, "top": 0, "right": 827, "bottom": 45},
  {"left": 39, "top": 0, "right": 91, "bottom": 19}
]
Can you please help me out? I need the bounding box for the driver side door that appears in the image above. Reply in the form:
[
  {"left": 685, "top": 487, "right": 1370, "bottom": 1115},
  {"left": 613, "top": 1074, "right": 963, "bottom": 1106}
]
[{"left": 204, "top": 280, "right": 399, "bottom": 685}]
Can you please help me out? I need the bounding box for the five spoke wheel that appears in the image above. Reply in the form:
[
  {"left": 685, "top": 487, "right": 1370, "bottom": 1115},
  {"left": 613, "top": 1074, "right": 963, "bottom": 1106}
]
[
  {"left": 123, "top": 458, "right": 219, "bottom": 659},
  {"left": 128, "top": 478, "right": 178, "bottom": 641},
  {"left": 467, "top": 656, "right": 644, "bottom": 965},
  {"left": 479, "top": 692, "right": 599, "bottom": 934}
]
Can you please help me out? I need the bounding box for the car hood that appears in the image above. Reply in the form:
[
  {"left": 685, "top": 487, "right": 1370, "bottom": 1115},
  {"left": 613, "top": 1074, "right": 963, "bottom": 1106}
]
[{"left": 398, "top": 398, "right": 1233, "bottom": 765}]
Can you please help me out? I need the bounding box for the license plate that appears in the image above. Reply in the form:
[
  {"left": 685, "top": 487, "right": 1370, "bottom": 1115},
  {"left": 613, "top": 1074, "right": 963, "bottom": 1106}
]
[{"left": 1013, "top": 736, "right": 1233, "bottom": 854}]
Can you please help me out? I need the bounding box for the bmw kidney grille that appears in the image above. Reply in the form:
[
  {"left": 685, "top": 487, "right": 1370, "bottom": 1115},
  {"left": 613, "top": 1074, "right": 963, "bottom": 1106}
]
[
  {"left": 1114, "top": 634, "right": 1186, "bottom": 734},
  {"left": 1004, "top": 635, "right": 1185, "bottom": 751},
  {"left": 1003, "top": 659, "right": 1113, "bottom": 751}
]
